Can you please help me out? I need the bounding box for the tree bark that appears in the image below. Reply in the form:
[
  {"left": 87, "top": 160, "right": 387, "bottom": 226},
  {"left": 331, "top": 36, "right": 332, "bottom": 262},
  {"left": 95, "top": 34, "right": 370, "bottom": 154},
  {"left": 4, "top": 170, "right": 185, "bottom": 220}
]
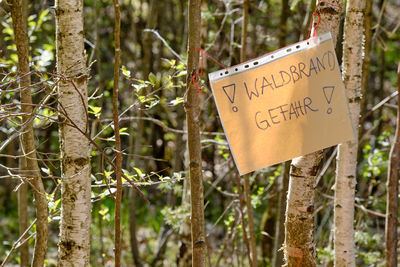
[
  {"left": 334, "top": 1, "right": 365, "bottom": 266},
  {"left": 272, "top": 161, "right": 290, "bottom": 267},
  {"left": 385, "top": 63, "right": 400, "bottom": 267},
  {"left": 11, "top": 3, "right": 29, "bottom": 265},
  {"left": 243, "top": 177, "right": 257, "bottom": 267},
  {"left": 360, "top": 0, "right": 372, "bottom": 120},
  {"left": 284, "top": 1, "right": 342, "bottom": 266},
  {"left": 18, "top": 157, "right": 29, "bottom": 267},
  {"left": 112, "top": 0, "right": 123, "bottom": 266},
  {"left": 185, "top": 0, "right": 206, "bottom": 266},
  {"left": 284, "top": 153, "right": 323, "bottom": 267},
  {"left": 240, "top": 0, "right": 249, "bottom": 62},
  {"left": 278, "top": 0, "right": 289, "bottom": 47},
  {"left": 56, "top": 0, "right": 91, "bottom": 265},
  {"left": 240, "top": 1, "right": 257, "bottom": 265},
  {"left": 10, "top": 0, "right": 48, "bottom": 266}
]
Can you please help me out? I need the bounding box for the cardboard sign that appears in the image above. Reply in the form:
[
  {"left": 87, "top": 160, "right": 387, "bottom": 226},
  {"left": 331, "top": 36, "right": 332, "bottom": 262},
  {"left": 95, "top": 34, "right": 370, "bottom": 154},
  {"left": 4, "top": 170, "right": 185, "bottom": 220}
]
[{"left": 209, "top": 32, "right": 355, "bottom": 175}]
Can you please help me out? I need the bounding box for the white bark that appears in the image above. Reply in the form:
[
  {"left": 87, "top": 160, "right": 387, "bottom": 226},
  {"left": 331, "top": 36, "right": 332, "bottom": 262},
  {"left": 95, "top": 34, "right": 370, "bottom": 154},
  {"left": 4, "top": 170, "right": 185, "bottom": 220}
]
[
  {"left": 334, "top": 1, "right": 365, "bottom": 266},
  {"left": 56, "top": 0, "right": 91, "bottom": 265},
  {"left": 284, "top": 153, "right": 322, "bottom": 266},
  {"left": 284, "top": 1, "right": 342, "bottom": 266}
]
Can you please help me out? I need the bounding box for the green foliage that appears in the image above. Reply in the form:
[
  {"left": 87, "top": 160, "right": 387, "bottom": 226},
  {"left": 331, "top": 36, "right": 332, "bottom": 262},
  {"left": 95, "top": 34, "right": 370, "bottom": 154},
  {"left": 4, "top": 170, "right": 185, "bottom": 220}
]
[
  {"left": 361, "top": 130, "right": 390, "bottom": 180},
  {"left": 355, "top": 231, "right": 384, "bottom": 266},
  {"left": 161, "top": 203, "right": 190, "bottom": 231},
  {"left": 317, "top": 246, "right": 334, "bottom": 265}
]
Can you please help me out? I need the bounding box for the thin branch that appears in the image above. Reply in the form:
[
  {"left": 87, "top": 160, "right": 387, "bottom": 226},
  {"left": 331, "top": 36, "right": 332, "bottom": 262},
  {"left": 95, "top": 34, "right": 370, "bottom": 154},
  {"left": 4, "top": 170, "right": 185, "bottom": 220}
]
[
  {"left": 1, "top": 219, "right": 37, "bottom": 267},
  {"left": 143, "top": 29, "right": 183, "bottom": 61},
  {"left": 234, "top": 173, "right": 252, "bottom": 267}
]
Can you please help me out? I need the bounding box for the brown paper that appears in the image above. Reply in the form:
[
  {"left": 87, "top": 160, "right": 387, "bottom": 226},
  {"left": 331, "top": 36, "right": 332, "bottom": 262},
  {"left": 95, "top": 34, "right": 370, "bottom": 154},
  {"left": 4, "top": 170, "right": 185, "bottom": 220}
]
[{"left": 209, "top": 33, "right": 355, "bottom": 175}]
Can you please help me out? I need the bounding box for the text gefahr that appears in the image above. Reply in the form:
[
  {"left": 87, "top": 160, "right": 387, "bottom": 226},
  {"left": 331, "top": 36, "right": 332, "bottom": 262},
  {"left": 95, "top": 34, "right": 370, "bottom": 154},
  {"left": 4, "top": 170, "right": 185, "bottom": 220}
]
[{"left": 255, "top": 96, "right": 318, "bottom": 130}]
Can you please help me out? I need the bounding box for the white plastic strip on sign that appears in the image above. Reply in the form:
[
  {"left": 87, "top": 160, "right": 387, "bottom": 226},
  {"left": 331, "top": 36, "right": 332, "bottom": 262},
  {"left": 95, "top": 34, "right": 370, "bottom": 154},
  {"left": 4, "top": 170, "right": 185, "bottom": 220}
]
[{"left": 209, "top": 32, "right": 332, "bottom": 82}]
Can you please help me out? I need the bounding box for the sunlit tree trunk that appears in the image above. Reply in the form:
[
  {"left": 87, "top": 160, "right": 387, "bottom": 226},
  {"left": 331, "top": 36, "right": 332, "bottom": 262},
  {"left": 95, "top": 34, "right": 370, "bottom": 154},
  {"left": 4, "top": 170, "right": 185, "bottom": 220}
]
[
  {"left": 10, "top": 0, "right": 48, "bottom": 265},
  {"left": 185, "top": 0, "right": 206, "bottom": 266},
  {"left": 56, "top": 0, "right": 91, "bottom": 265},
  {"left": 284, "top": 1, "right": 342, "bottom": 266},
  {"left": 334, "top": 1, "right": 365, "bottom": 266}
]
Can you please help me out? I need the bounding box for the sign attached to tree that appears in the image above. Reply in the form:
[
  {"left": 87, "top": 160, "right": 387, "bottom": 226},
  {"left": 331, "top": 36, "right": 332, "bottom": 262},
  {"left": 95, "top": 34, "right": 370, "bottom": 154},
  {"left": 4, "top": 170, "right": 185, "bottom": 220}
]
[{"left": 209, "top": 32, "right": 355, "bottom": 175}]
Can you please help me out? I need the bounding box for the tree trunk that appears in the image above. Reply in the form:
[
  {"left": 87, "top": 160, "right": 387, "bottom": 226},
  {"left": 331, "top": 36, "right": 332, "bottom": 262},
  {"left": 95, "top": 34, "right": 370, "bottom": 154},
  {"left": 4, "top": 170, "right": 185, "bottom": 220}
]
[
  {"left": 112, "top": 0, "right": 123, "bottom": 266},
  {"left": 385, "top": 63, "right": 400, "bottom": 267},
  {"left": 240, "top": 0, "right": 249, "bottom": 62},
  {"left": 360, "top": 0, "right": 372, "bottom": 120},
  {"left": 243, "top": 177, "right": 257, "bottom": 267},
  {"left": 278, "top": 0, "right": 289, "bottom": 47},
  {"left": 185, "top": 0, "right": 206, "bottom": 266},
  {"left": 334, "top": 1, "right": 365, "bottom": 266},
  {"left": 240, "top": 0, "right": 257, "bottom": 265},
  {"left": 272, "top": 161, "right": 290, "bottom": 267},
  {"left": 284, "top": 1, "right": 342, "bottom": 266},
  {"left": 18, "top": 157, "right": 29, "bottom": 267},
  {"left": 285, "top": 153, "right": 323, "bottom": 267},
  {"left": 56, "top": 0, "right": 91, "bottom": 264},
  {"left": 10, "top": 0, "right": 48, "bottom": 265}
]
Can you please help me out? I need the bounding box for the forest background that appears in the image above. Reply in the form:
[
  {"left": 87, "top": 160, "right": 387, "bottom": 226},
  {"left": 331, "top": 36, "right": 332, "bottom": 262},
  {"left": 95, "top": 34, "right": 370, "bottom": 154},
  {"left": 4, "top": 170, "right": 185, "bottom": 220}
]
[{"left": 0, "top": 0, "right": 399, "bottom": 266}]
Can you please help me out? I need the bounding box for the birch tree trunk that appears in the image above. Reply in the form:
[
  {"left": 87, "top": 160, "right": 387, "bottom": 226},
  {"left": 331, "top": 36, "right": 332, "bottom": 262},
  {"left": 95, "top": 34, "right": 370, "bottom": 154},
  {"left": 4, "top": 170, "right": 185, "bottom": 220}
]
[
  {"left": 56, "top": 0, "right": 91, "bottom": 265},
  {"left": 334, "top": 1, "right": 365, "bottom": 266},
  {"left": 284, "top": 1, "right": 342, "bottom": 266},
  {"left": 10, "top": 0, "right": 48, "bottom": 265},
  {"left": 185, "top": 0, "right": 206, "bottom": 266}
]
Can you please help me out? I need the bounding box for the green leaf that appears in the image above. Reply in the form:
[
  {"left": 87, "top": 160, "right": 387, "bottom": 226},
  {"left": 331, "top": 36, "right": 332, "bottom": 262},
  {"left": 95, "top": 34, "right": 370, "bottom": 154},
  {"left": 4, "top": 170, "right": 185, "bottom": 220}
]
[
  {"left": 121, "top": 65, "right": 131, "bottom": 77},
  {"left": 290, "top": 0, "right": 303, "bottom": 11},
  {"left": 134, "top": 167, "right": 144, "bottom": 178},
  {"left": 88, "top": 105, "right": 102, "bottom": 114},
  {"left": 170, "top": 97, "right": 184, "bottom": 107},
  {"left": 119, "top": 127, "right": 129, "bottom": 136},
  {"left": 104, "top": 170, "right": 114, "bottom": 178},
  {"left": 99, "top": 207, "right": 109, "bottom": 216},
  {"left": 88, "top": 105, "right": 102, "bottom": 118},
  {"left": 149, "top": 72, "right": 157, "bottom": 85}
]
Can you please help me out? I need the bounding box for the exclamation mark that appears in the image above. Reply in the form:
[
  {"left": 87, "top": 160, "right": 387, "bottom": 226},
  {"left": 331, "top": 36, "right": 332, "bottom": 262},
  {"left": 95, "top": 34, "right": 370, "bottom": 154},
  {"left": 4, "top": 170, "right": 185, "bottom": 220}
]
[
  {"left": 322, "top": 86, "right": 335, "bottom": 114},
  {"left": 222, "top": 84, "right": 238, "bottom": 112}
]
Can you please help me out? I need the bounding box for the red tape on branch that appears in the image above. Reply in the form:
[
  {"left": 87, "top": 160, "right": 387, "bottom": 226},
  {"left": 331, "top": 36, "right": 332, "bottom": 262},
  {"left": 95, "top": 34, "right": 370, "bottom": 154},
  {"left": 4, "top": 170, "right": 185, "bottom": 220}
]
[
  {"left": 307, "top": 1, "right": 342, "bottom": 39},
  {"left": 189, "top": 47, "right": 227, "bottom": 94}
]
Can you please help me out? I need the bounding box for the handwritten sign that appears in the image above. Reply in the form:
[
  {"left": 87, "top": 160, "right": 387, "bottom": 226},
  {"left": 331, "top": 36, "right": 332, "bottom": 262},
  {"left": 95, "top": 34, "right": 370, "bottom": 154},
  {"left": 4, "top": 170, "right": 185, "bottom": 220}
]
[{"left": 209, "top": 33, "right": 355, "bottom": 175}]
